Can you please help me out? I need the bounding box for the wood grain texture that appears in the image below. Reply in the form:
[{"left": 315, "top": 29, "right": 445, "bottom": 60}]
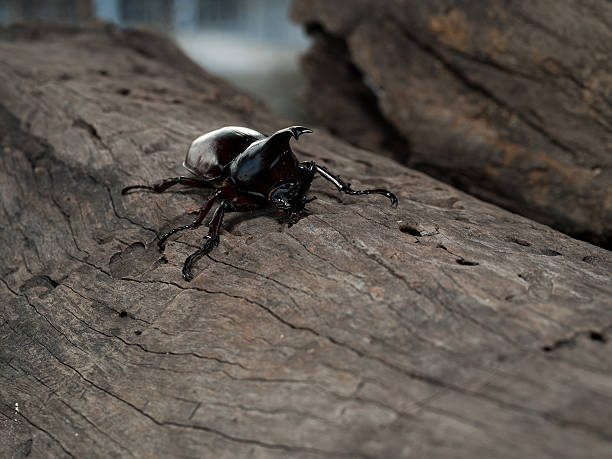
[
  {"left": 292, "top": 0, "right": 612, "bottom": 248},
  {"left": 1, "top": 22, "right": 612, "bottom": 458}
]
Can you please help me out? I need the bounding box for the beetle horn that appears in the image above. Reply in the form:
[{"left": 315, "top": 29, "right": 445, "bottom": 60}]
[{"left": 270, "top": 126, "right": 313, "bottom": 143}]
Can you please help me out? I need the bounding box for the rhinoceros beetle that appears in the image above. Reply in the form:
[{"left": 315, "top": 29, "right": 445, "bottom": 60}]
[{"left": 122, "top": 126, "right": 397, "bottom": 281}]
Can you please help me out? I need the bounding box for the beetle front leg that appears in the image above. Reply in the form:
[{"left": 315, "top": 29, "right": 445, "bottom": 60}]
[
  {"left": 315, "top": 164, "right": 398, "bottom": 207},
  {"left": 121, "top": 176, "right": 211, "bottom": 194},
  {"left": 157, "top": 190, "right": 221, "bottom": 250}
]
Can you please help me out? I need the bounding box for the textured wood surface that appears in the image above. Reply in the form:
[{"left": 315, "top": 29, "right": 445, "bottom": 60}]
[
  {"left": 1, "top": 23, "right": 612, "bottom": 458},
  {"left": 292, "top": 0, "right": 612, "bottom": 248}
]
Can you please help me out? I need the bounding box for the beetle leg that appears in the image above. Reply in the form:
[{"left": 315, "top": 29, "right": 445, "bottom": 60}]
[
  {"left": 157, "top": 190, "right": 221, "bottom": 250},
  {"left": 181, "top": 196, "right": 264, "bottom": 281},
  {"left": 314, "top": 164, "right": 398, "bottom": 207},
  {"left": 121, "top": 176, "right": 211, "bottom": 194},
  {"left": 182, "top": 201, "right": 227, "bottom": 281}
]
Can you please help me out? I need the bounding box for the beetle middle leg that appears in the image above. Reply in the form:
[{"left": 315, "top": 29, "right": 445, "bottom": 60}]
[
  {"left": 182, "top": 201, "right": 227, "bottom": 281},
  {"left": 121, "top": 176, "right": 212, "bottom": 194},
  {"left": 314, "top": 164, "right": 398, "bottom": 207},
  {"left": 182, "top": 197, "right": 263, "bottom": 281},
  {"left": 157, "top": 189, "right": 221, "bottom": 250}
]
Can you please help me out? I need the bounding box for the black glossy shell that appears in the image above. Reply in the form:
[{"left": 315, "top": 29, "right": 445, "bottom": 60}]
[
  {"left": 183, "top": 126, "right": 265, "bottom": 180},
  {"left": 229, "top": 135, "right": 299, "bottom": 195}
]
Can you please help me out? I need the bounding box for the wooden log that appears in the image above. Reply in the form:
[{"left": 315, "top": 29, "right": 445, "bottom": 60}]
[
  {"left": 292, "top": 0, "right": 612, "bottom": 248},
  {"left": 1, "top": 22, "right": 612, "bottom": 458}
]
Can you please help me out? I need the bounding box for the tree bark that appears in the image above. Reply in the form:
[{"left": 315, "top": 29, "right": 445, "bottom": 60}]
[
  {"left": 292, "top": 0, "right": 612, "bottom": 248},
  {"left": 1, "top": 22, "right": 612, "bottom": 458}
]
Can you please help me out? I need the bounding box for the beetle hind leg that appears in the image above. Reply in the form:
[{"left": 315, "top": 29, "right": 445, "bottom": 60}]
[
  {"left": 121, "top": 176, "right": 212, "bottom": 194},
  {"left": 315, "top": 164, "right": 398, "bottom": 207}
]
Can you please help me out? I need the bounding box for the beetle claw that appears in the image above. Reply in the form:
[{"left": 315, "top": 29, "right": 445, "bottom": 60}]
[
  {"left": 181, "top": 235, "right": 219, "bottom": 281},
  {"left": 182, "top": 269, "right": 193, "bottom": 282},
  {"left": 387, "top": 192, "right": 399, "bottom": 208}
]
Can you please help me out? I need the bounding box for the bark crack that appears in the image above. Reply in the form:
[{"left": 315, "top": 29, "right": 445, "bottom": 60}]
[
  {"left": 5, "top": 321, "right": 373, "bottom": 459},
  {"left": 2, "top": 402, "right": 76, "bottom": 458},
  {"left": 58, "top": 283, "right": 248, "bottom": 369}
]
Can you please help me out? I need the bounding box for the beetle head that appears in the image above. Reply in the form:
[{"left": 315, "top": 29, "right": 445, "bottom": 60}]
[
  {"left": 269, "top": 182, "right": 304, "bottom": 211},
  {"left": 268, "top": 179, "right": 315, "bottom": 226}
]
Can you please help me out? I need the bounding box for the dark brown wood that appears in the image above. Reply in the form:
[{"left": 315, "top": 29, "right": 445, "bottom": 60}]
[
  {"left": 1, "top": 22, "right": 612, "bottom": 458},
  {"left": 292, "top": 0, "right": 612, "bottom": 248}
]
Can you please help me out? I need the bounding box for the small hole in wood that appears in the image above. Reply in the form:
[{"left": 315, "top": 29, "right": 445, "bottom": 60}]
[
  {"left": 589, "top": 331, "right": 606, "bottom": 343},
  {"left": 539, "top": 249, "right": 561, "bottom": 256},
  {"left": 399, "top": 225, "right": 421, "bottom": 236},
  {"left": 456, "top": 258, "right": 479, "bottom": 266},
  {"left": 508, "top": 236, "right": 531, "bottom": 247},
  {"left": 119, "top": 310, "right": 127, "bottom": 318}
]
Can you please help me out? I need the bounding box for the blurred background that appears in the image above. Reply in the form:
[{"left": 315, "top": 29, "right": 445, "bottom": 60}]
[
  {"left": 1, "top": 0, "right": 610, "bottom": 248},
  {"left": 0, "top": 0, "right": 311, "bottom": 121}
]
